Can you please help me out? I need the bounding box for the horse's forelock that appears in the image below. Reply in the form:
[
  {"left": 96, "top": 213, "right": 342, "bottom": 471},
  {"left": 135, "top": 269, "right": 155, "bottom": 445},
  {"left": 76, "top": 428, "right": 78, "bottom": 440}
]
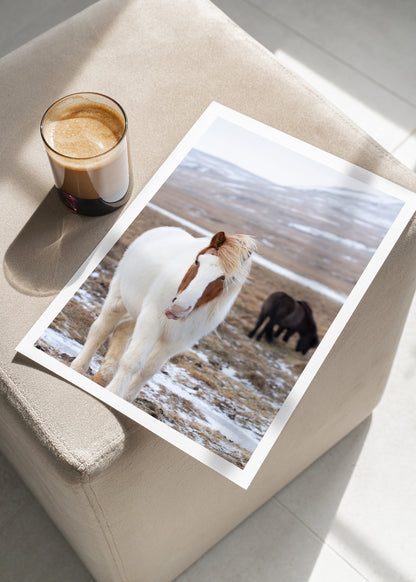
[{"left": 217, "top": 234, "right": 256, "bottom": 279}]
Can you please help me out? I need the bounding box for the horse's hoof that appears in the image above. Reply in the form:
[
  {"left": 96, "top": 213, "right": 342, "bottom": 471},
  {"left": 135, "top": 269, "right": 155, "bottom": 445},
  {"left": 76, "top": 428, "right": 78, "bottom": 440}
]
[
  {"left": 93, "top": 371, "right": 108, "bottom": 387},
  {"left": 70, "top": 358, "right": 83, "bottom": 373}
]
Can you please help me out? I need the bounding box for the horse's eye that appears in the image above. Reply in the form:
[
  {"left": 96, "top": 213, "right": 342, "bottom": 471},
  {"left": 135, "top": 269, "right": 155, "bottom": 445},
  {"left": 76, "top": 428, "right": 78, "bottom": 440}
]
[
  {"left": 220, "top": 276, "right": 225, "bottom": 281},
  {"left": 195, "top": 259, "right": 199, "bottom": 266}
]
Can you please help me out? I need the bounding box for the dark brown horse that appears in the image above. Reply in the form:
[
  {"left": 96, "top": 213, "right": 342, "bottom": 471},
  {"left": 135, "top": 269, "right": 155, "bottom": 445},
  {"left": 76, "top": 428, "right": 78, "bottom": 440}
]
[{"left": 248, "top": 291, "right": 319, "bottom": 355}]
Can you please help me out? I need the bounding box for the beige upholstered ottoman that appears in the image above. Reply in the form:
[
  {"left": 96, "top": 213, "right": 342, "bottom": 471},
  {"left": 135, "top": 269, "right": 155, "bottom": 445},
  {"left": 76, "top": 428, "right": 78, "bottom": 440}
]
[{"left": 1, "top": 1, "right": 415, "bottom": 580}]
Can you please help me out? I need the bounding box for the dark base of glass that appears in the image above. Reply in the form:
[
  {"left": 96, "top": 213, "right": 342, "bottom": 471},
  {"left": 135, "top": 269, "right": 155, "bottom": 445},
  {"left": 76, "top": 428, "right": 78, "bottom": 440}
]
[{"left": 58, "top": 189, "right": 129, "bottom": 216}]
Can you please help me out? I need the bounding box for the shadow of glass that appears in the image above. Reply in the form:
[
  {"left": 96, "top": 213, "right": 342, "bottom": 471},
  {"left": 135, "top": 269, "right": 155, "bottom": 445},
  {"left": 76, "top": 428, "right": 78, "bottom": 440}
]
[
  {"left": 4, "top": 188, "right": 122, "bottom": 296},
  {"left": 1, "top": 0, "right": 137, "bottom": 298}
]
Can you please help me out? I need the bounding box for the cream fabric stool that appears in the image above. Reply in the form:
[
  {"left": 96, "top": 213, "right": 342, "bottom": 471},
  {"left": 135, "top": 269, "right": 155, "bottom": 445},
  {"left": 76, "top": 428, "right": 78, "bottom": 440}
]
[{"left": 1, "top": 1, "right": 415, "bottom": 580}]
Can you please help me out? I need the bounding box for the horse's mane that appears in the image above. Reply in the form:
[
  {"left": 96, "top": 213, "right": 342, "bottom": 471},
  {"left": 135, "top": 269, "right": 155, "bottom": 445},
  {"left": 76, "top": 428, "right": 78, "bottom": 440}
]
[{"left": 217, "top": 234, "right": 256, "bottom": 283}]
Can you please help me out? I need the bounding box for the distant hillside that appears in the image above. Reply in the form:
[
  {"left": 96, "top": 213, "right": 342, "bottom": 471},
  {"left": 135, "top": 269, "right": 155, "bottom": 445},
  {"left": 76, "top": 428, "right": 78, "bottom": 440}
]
[{"left": 153, "top": 148, "right": 403, "bottom": 298}]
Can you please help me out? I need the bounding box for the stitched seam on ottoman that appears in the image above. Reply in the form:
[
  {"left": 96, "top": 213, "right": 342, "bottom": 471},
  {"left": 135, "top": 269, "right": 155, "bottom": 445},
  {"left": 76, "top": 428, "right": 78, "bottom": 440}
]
[
  {"left": 82, "top": 477, "right": 129, "bottom": 582},
  {"left": 0, "top": 365, "right": 127, "bottom": 476}
]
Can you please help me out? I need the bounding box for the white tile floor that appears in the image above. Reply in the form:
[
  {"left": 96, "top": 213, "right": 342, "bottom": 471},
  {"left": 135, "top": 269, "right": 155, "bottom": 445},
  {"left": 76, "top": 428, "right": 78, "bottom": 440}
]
[{"left": 1, "top": 1, "right": 415, "bottom": 581}]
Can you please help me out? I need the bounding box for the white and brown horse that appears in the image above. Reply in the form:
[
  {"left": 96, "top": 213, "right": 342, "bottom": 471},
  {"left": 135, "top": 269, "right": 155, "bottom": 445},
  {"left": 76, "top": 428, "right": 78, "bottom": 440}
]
[{"left": 71, "top": 226, "right": 255, "bottom": 402}]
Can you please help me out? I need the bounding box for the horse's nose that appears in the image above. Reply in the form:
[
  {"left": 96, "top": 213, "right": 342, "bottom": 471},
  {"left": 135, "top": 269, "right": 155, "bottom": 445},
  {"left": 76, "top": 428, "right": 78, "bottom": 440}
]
[{"left": 172, "top": 297, "right": 177, "bottom": 303}]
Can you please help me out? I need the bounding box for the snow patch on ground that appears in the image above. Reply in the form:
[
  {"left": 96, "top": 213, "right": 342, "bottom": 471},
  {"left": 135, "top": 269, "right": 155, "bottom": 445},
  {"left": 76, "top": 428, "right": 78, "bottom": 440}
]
[
  {"left": 144, "top": 363, "right": 260, "bottom": 452},
  {"left": 37, "top": 328, "right": 102, "bottom": 375}
]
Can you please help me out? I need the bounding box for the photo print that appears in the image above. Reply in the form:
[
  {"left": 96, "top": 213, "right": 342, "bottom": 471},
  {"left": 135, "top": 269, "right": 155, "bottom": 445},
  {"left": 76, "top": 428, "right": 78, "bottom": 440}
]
[{"left": 17, "top": 103, "right": 416, "bottom": 488}]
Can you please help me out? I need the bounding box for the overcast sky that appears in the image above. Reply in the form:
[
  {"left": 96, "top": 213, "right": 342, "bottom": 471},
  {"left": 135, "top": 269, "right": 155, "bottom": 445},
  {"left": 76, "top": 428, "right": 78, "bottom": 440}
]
[{"left": 194, "top": 117, "right": 383, "bottom": 194}]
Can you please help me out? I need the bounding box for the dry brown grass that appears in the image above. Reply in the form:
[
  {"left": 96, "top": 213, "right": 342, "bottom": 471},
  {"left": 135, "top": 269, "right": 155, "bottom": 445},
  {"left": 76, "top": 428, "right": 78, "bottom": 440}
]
[{"left": 36, "top": 200, "right": 341, "bottom": 469}]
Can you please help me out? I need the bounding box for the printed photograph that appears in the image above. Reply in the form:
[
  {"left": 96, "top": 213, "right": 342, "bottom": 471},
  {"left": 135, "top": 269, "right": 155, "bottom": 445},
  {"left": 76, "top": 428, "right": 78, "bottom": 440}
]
[{"left": 18, "top": 105, "right": 410, "bottom": 485}]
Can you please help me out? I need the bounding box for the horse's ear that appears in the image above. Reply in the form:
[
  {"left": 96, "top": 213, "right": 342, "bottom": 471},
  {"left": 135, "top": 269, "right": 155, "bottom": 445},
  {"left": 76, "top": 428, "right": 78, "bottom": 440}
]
[{"left": 210, "top": 231, "right": 226, "bottom": 250}]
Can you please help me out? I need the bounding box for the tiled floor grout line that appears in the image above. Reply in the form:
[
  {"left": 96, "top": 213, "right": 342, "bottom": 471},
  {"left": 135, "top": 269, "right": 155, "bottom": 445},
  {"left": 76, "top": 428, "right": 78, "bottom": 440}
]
[
  {"left": 243, "top": 0, "right": 416, "bottom": 110},
  {"left": 392, "top": 128, "right": 416, "bottom": 154},
  {"left": 271, "top": 496, "right": 370, "bottom": 581}
]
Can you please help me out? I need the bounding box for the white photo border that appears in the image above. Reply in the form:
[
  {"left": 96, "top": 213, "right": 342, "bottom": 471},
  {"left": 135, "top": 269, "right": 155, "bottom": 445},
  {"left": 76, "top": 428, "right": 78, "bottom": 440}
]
[{"left": 16, "top": 102, "right": 416, "bottom": 489}]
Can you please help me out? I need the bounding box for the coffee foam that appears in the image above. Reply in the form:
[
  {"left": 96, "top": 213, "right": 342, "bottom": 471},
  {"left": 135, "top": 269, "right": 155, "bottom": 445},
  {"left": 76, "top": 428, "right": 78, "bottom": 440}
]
[{"left": 43, "top": 98, "right": 125, "bottom": 159}]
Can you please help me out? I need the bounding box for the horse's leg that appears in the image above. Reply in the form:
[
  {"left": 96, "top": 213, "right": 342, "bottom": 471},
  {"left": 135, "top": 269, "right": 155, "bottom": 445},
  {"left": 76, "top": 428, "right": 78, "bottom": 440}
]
[
  {"left": 248, "top": 315, "right": 264, "bottom": 338},
  {"left": 105, "top": 305, "right": 160, "bottom": 399},
  {"left": 274, "top": 325, "right": 284, "bottom": 338},
  {"left": 255, "top": 315, "right": 271, "bottom": 341},
  {"left": 93, "top": 317, "right": 135, "bottom": 386},
  {"left": 71, "top": 272, "right": 127, "bottom": 374},
  {"left": 264, "top": 319, "right": 275, "bottom": 343},
  {"left": 123, "top": 343, "right": 173, "bottom": 403},
  {"left": 282, "top": 329, "right": 295, "bottom": 343}
]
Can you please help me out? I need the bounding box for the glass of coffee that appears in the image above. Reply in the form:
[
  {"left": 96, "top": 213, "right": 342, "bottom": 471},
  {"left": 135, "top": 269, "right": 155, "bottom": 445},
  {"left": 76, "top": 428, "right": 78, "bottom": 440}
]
[{"left": 41, "top": 92, "right": 131, "bottom": 216}]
